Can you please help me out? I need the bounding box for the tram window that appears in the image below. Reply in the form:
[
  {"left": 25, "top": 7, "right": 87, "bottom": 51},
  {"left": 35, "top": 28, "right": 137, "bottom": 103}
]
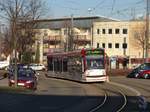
[
  {"left": 48, "top": 57, "right": 53, "bottom": 71},
  {"left": 68, "top": 56, "right": 82, "bottom": 73},
  {"left": 75, "top": 57, "right": 82, "bottom": 73},
  {"left": 59, "top": 59, "right": 63, "bottom": 72},
  {"left": 58, "top": 59, "right": 62, "bottom": 72},
  {"left": 86, "top": 58, "right": 104, "bottom": 69},
  {"left": 57, "top": 59, "right": 60, "bottom": 72},
  {"left": 54, "top": 59, "right": 58, "bottom": 71},
  {"left": 63, "top": 59, "right": 68, "bottom": 72}
]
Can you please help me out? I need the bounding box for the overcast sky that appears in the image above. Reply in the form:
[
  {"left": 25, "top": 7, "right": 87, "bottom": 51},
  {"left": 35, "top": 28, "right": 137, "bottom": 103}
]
[{"left": 46, "top": 0, "right": 146, "bottom": 20}]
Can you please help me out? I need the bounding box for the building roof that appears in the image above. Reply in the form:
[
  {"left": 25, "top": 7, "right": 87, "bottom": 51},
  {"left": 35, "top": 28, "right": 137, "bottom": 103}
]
[{"left": 34, "top": 16, "right": 118, "bottom": 29}]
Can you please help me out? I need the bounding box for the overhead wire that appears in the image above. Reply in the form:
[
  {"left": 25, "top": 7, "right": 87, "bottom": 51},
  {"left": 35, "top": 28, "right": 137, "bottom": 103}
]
[
  {"left": 111, "top": 0, "right": 116, "bottom": 14},
  {"left": 86, "top": 0, "right": 106, "bottom": 15},
  {"left": 109, "top": 0, "right": 145, "bottom": 20}
]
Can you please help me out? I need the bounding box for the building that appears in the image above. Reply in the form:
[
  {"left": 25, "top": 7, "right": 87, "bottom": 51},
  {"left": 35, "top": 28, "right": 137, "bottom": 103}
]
[
  {"left": 33, "top": 16, "right": 116, "bottom": 63},
  {"left": 93, "top": 20, "right": 150, "bottom": 68},
  {"left": 93, "top": 20, "right": 149, "bottom": 59},
  {"left": 93, "top": 21, "right": 129, "bottom": 57},
  {"left": 32, "top": 16, "right": 150, "bottom": 66}
]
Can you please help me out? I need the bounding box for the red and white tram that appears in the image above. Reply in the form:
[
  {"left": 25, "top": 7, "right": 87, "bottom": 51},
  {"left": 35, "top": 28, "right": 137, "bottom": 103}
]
[{"left": 47, "top": 48, "right": 108, "bottom": 82}]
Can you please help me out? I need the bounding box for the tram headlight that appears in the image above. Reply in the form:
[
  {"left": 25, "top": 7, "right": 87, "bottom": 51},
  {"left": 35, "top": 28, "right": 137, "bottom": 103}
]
[{"left": 85, "top": 71, "right": 90, "bottom": 76}]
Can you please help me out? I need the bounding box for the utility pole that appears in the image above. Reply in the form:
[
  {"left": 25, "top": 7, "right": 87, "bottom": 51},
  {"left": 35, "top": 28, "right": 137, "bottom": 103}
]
[
  {"left": 71, "top": 14, "right": 74, "bottom": 51},
  {"left": 131, "top": 8, "right": 136, "bottom": 20},
  {"left": 68, "top": 14, "right": 74, "bottom": 51},
  {"left": 91, "top": 23, "right": 94, "bottom": 47},
  {"left": 123, "top": 37, "right": 127, "bottom": 56},
  {"left": 13, "top": 20, "right": 18, "bottom": 87},
  {"left": 145, "top": 0, "right": 150, "bottom": 60}
]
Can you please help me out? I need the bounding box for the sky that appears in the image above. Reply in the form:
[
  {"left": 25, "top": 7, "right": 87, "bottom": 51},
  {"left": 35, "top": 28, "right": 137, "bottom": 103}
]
[{"left": 45, "top": 0, "right": 146, "bottom": 20}]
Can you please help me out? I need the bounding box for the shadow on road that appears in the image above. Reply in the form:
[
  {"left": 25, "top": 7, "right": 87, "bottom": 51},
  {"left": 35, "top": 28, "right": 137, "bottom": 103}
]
[{"left": 0, "top": 92, "right": 148, "bottom": 112}]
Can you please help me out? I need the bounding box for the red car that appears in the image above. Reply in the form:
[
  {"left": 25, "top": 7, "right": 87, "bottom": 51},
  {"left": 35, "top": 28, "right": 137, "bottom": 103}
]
[
  {"left": 8, "top": 68, "right": 38, "bottom": 89},
  {"left": 127, "top": 63, "right": 150, "bottom": 79},
  {"left": 138, "top": 70, "right": 150, "bottom": 79}
]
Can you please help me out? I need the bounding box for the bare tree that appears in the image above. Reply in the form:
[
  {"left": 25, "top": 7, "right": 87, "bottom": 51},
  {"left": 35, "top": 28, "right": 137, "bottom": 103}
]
[
  {"left": 0, "top": 0, "right": 46, "bottom": 86},
  {"left": 133, "top": 23, "right": 146, "bottom": 58},
  {"left": 0, "top": 0, "right": 46, "bottom": 61},
  {"left": 1, "top": 27, "right": 12, "bottom": 57}
]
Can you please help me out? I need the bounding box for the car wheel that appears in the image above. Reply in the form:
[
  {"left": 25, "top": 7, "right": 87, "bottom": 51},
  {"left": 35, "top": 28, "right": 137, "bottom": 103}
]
[{"left": 144, "top": 74, "right": 149, "bottom": 79}]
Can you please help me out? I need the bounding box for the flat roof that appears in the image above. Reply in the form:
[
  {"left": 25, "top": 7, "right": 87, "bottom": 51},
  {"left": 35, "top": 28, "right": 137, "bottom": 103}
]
[{"left": 33, "top": 16, "right": 118, "bottom": 29}]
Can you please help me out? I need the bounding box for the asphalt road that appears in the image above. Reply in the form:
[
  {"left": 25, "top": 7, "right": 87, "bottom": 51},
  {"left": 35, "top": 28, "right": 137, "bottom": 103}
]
[
  {"left": 0, "top": 72, "right": 149, "bottom": 112},
  {"left": 110, "top": 76, "right": 150, "bottom": 111},
  {"left": 0, "top": 72, "right": 106, "bottom": 112}
]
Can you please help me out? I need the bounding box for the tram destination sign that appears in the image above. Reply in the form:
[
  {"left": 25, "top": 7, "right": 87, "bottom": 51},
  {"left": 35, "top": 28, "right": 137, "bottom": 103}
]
[{"left": 86, "top": 49, "right": 104, "bottom": 56}]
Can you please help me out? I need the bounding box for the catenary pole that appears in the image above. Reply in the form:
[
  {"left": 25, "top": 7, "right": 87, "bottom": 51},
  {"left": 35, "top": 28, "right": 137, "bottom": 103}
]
[{"left": 145, "top": 0, "right": 149, "bottom": 60}]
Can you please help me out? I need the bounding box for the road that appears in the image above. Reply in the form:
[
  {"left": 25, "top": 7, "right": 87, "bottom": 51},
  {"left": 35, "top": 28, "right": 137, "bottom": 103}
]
[
  {"left": 0, "top": 72, "right": 149, "bottom": 112},
  {"left": 110, "top": 76, "right": 150, "bottom": 111}
]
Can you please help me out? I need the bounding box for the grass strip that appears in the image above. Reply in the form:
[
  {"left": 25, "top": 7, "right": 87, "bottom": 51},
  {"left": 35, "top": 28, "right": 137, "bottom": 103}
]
[{"left": 0, "top": 86, "right": 33, "bottom": 94}]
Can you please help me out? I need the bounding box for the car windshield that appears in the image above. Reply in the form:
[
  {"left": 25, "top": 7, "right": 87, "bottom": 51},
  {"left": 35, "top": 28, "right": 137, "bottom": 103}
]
[
  {"left": 86, "top": 56, "right": 104, "bottom": 69},
  {"left": 140, "top": 63, "right": 150, "bottom": 70},
  {"left": 18, "top": 68, "right": 34, "bottom": 77}
]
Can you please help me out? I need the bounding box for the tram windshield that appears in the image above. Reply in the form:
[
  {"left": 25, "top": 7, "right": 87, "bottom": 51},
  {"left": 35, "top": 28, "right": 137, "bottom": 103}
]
[{"left": 86, "top": 56, "right": 104, "bottom": 69}]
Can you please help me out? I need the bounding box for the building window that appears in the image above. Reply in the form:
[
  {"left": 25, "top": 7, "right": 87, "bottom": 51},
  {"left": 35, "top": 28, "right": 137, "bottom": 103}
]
[
  {"left": 102, "top": 43, "right": 105, "bottom": 48},
  {"left": 44, "top": 43, "right": 49, "bottom": 49},
  {"left": 97, "top": 29, "right": 100, "bottom": 34},
  {"left": 123, "top": 43, "right": 127, "bottom": 49},
  {"left": 108, "top": 29, "right": 112, "bottom": 34},
  {"left": 64, "top": 30, "right": 67, "bottom": 35},
  {"left": 115, "top": 43, "right": 119, "bottom": 48},
  {"left": 108, "top": 43, "right": 112, "bottom": 48},
  {"left": 123, "top": 29, "right": 128, "bottom": 34},
  {"left": 115, "top": 29, "right": 120, "bottom": 34},
  {"left": 97, "top": 43, "right": 100, "bottom": 48},
  {"left": 102, "top": 29, "right": 106, "bottom": 34}
]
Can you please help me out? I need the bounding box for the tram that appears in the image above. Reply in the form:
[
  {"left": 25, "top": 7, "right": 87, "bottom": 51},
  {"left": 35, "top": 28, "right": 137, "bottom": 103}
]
[{"left": 47, "top": 48, "right": 108, "bottom": 82}]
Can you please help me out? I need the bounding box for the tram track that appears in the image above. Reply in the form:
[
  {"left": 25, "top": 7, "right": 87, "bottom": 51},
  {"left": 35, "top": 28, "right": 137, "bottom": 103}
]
[
  {"left": 89, "top": 83, "right": 128, "bottom": 112},
  {"left": 44, "top": 73, "right": 109, "bottom": 112},
  {"left": 43, "top": 74, "right": 138, "bottom": 112},
  {"left": 110, "top": 78, "right": 150, "bottom": 111},
  {"left": 88, "top": 84, "right": 107, "bottom": 112},
  {"left": 62, "top": 83, "right": 108, "bottom": 112},
  {"left": 39, "top": 76, "right": 108, "bottom": 112},
  {"left": 43, "top": 75, "right": 128, "bottom": 112}
]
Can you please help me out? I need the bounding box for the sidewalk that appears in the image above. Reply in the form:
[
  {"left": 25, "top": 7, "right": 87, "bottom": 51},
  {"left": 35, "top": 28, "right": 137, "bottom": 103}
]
[
  {"left": 0, "top": 78, "right": 8, "bottom": 87},
  {"left": 107, "top": 69, "right": 132, "bottom": 76}
]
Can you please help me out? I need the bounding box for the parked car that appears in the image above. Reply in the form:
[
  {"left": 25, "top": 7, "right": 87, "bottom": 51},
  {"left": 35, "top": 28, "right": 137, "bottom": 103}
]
[
  {"left": 4, "top": 64, "right": 24, "bottom": 77},
  {"left": 127, "top": 63, "right": 150, "bottom": 79},
  {"left": 8, "top": 68, "right": 38, "bottom": 89},
  {"left": 0, "top": 60, "right": 9, "bottom": 70},
  {"left": 28, "top": 64, "right": 46, "bottom": 71}
]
